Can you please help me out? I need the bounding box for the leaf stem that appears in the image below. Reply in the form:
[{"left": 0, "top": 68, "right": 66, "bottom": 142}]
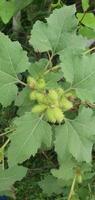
[
  {"left": 0, "top": 128, "right": 15, "bottom": 137},
  {"left": 44, "top": 65, "right": 61, "bottom": 75},
  {"left": 45, "top": 52, "right": 53, "bottom": 70},
  {"left": 18, "top": 79, "right": 27, "bottom": 86},
  {"left": 67, "top": 175, "right": 77, "bottom": 200},
  {"left": 84, "top": 47, "right": 95, "bottom": 55},
  {"left": 78, "top": 9, "right": 88, "bottom": 26},
  {"left": 82, "top": 101, "right": 95, "bottom": 108},
  {"left": 2, "top": 138, "right": 10, "bottom": 149},
  {"left": 64, "top": 86, "right": 74, "bottom": 94},
  {"left": 51, "top": 0, "right": 61, "bottom": 8}
]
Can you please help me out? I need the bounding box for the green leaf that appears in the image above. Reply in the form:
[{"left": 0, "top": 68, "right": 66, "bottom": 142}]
[
  {"left": 8, "top": 112, "right": 52, "bottom": 167},
  {"left": 0, "top": 32, "right": 30, "bottom": 106},
  {"left": 80, "top": 163, "right": 94, "bottom": 181},
  {"left": 29, "top": 59, "right": 48, "bottom": 78},
  {"left": 55, "top": 108, "right": 95, "bottom": 163},
  {"left": 79, "top": 26, "right": 95, "bottom": 39},
  {"left": 45, "top": 71, "right": 63, "bottom": 89},
  {"left": 82, "top": 0, "right": 89, "bottom": 11},
  {"left": 52, "top": 157, "right": 75, "bottom": 181},
  {"left": 15, "top": 87, "right": 33, "bottom": 116},
  {"left": 30, "top": 6, "right": 77, "bottom": 54},
  {"left": 39, "top": 175, "right": 64, "bottom": 196},
  {"left": 0, "top": 0, "right": 14, "bottom": 24},
  {"left": 60, "top": 53, "right": 95, "bottom": 102},
  {"left": 0, "top": 0, "right": 34, "bottom": 24},
  {"left": 0, "top": 165, "right": 27, "bottom": 193},
  {"left": 77, "top": 13, "right": 95, "bottom": 30}
]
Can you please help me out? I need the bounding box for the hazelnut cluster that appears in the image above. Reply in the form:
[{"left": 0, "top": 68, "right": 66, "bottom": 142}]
[{"left": 27, "top": 76, "right": 73, "bottom": 123}]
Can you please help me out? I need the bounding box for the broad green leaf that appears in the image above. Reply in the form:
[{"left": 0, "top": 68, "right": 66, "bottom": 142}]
[
  {"left": 79, "top": 26, "right": 95, "bottom": 39},
  {"left": 0, "top": 32, "right": 30, "bottom": 106},
  {"left": 0, "top": 0, "right": 34, "bottom": 24},
  {"left": 0, "top": 0, "right": 14, "bottom": 24},
  {"left": 8, "top": 112, "right": 52, "bottom": 167},
  {"left": 80, "top": 163, "right": 94, "bottom": 181},
  {"left": 82, "top": 0, "right": 89, "bottom": 11},
  {"left": 52, "top": 158, "right": 92, "bottom": 182},
  {"left": 15, "top": 87, "right": 33, "bottom": 116},
  {"left": 52, "top": 157, "right": 75, "bottom": 181},
  {"left": 29, "top": 59, "right": 48, "bottom": 78},
  {"left": 58, "top": 33, "right": 87, "bottom": 57},
  {"left": 77, "top": 13, "right": 95, "bottom": 30},
  {"left": 55, "top": 108, "right": 95, "bottom": 163},
  {"left": 39, "top": 175, "right": 64, "bottom": 196},
  {"left": 0, "top": 165, "right": 27, "bottom": 193},
  {"left": 30, "top": 6, "right": 77, "bottom": 54},
  {"left": 60, "top": 53, "right": 95, "bottom": 102},
  {"left": 45, "top": 71, "right": 63, "bottom": 89}
]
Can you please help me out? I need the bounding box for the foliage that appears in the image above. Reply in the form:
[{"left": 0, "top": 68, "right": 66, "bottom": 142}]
[
  {"left": 0, "top": 0, "right": 34, "bottom": 24},
  {"left": 0, "top": 1, "right": 95, "bottom": 200}
]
